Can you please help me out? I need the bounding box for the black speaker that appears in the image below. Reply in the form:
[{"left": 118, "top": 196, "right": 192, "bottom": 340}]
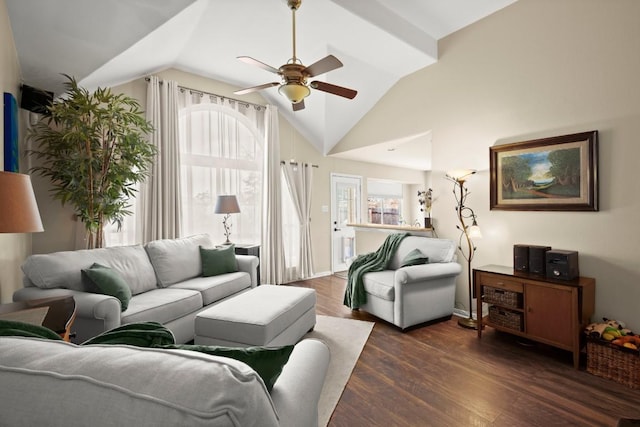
[
  {"left": 513, "top": 244, "right": 529, "bottom": 272},
  {"left": 529, "top": 245, "right": 551, "bottom": 275},
  {"left": 546, "top": 250, "right": 579, "bottom": 280},
  {"left": 20, "top": 84, "right": 53, "bottom": 114}
]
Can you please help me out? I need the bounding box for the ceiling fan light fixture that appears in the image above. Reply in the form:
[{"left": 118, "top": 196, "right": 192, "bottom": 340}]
[{"left": 278, "top": 83, "right": 310, "bottom": 104}]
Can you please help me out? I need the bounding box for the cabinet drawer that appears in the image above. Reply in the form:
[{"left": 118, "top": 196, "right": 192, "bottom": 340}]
[{"left": 478, "top": 273, "right": 523, "bottom": 293}]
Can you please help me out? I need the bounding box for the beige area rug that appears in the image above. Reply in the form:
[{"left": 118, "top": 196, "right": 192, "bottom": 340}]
[{"left": 304, "top": 315, "right": 374, "bottom": 426}]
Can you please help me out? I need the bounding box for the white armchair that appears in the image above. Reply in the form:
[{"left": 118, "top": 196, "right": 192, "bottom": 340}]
[{"left": 358, "top": 236, "right": 462, "bottom": 330}]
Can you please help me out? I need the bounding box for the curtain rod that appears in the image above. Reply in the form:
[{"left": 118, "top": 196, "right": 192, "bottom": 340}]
[
  {"left": 144, "top": 77, "right": 266, "bottom": 110},
  {"left": 281, "top": 160, "right": 319, "bottom": 168}
]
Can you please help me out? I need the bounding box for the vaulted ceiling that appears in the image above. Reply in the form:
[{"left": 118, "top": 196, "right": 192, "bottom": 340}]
[{"left": 6, "top": 0, "right": 516, "bottom": 169}]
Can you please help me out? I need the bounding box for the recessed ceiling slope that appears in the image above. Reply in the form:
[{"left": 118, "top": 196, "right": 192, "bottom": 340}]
[{"left": 7, "top": 0, "right": 517, "bottom": 164}]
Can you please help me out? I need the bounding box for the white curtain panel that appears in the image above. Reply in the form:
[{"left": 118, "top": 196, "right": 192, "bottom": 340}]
[
  {"left": 282, "top": 162, "right": 315, "bottom": 279},
  {"left": 262, "top": 105, "right": 286, "bottom": 285},
  {"left": 140, "top": 76, "right": 182, "bottom": 242},
  {"left": 177, "top": 91, "right": 264, "bottom": 245}
]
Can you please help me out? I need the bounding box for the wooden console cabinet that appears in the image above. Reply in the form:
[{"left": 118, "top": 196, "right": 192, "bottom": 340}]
[{"left": 475, "top": 264, "right": 595, "bottom": 369}]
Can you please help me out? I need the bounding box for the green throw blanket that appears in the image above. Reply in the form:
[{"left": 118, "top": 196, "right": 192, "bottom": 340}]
[
  {"left": 343, "top": 232, "right": 408, "bottom": 309},
  {"left": 0, "top": 319, "right": 63, "bottom": 340}
]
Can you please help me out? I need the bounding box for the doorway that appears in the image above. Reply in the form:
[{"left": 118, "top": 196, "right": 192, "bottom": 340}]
[{"left": 330, "top": 174, "right": 362, "bottom": 273}]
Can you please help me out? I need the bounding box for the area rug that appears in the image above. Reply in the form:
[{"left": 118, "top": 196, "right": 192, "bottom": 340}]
[{"left": 304, "top": 315, "right": 374, "bottom": 426}]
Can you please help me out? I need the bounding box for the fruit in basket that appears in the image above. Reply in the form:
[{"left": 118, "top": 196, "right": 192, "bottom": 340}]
[
  {"left": 604, "top": 326, "right": 622, "bottom": 337},
  {"left": 623, "top": 342, "right": 638, "bottom": 350},
  {"left": 602, "top": 332, "right": 616, "bottom": 341}
]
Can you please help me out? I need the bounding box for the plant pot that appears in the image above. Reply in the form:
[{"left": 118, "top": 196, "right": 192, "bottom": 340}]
[{"left": 424, "top": 218, "right": 432, "bottom": 229}]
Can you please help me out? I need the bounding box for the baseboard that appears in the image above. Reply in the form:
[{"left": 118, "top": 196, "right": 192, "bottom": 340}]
[
  {"left": 311, "top": 271, "right": 332, "bottom": 278},
  {"left": 453, "top": 303, "right": 489, "bottom": 320}
]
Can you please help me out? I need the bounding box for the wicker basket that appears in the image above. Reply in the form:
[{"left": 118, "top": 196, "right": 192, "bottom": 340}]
[
  {"left": 586, "top": 339, "right": 640, "bottom": 389},
  {"left": 483, "top": 286, "right": 522, "bottom": 309},
  {"left": 488, "top": 306, "right": 523, "bottom": 331}
]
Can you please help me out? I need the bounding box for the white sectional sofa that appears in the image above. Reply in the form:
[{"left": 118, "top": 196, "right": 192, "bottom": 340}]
[
  {"left": 13, "top": 234, "right": 259, "bottom": 343},
  {"left": 0, "top": 336, "right": 330, "bottom": 427}
]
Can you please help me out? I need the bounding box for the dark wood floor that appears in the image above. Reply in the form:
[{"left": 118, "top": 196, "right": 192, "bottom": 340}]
[{"left": 292, "top": 275, "right": 640, "bottom": 427}]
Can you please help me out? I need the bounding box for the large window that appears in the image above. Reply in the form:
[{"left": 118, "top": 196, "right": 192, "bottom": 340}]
[
  {"left": 367, "top": 179, "right": 403, "bottom": 225},
  {"left": 179, "top": 103, "right": 263, "bottom": 245}
]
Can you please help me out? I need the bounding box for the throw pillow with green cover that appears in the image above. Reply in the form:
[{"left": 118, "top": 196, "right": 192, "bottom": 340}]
[
  {"left": 200, "top": 244, "right": 238, "bottom": 276},
  {"left": 400, "top": 248, "right": 429, "bottom": 267},
  {"left": 81, "top": 263, "right": 132, "bottom": 311}
]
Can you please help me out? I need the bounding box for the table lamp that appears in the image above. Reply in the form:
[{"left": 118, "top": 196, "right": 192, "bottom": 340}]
[
  {"left": 0, "top": 171, "right": 44, "bottom": 233},
  {"left": 214, "top": 195, "right": 240, "bottom": 244}
]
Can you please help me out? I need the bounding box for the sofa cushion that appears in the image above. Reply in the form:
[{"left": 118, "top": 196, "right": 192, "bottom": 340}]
[
  {"left": 170, "top": 272, "right": 251, "bottom": 305},
  {"left": 22, "top": 245, "right": 157, "bottom": 295},
  {"left": 0, "top": 337, "right": 279, "bottom": 427},
  {"left": 81, "top": 263, "right": 132, "bottom": 311},
  {"left": 400, "top": 249, "right": 429, "bottom": 267},
  {"left": 121, "top": 288, "right": 203, "bottom": 325},
  {"left": 200, "top": 244, "right": 238, "bottom": 277},
  {"left": 362, "top": 270, "right": 396, "bottom": 301},
  {"left": 145, "top": 234, "right": 213, "bottom": 287},
  {"left": 388, "top": 236, "right": 457, "bottom": 270}
]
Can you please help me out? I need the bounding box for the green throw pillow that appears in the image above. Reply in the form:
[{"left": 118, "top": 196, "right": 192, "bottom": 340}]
[
  {"left": 82, "top": 263, "right": 132, "bottom": 311},
  {"left": 157, "top": 344, "right": 294, "bottom": 392},
  {"left": 200, "top": 245, "right": 238, "bottom": 277},
  {"left": 400, "top": 249, "right": 429, "bottom": 267}
]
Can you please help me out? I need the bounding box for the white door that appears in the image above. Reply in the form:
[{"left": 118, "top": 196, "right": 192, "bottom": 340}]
[{"left": 330, "top": 174, "right": 362, "bottom": 273}]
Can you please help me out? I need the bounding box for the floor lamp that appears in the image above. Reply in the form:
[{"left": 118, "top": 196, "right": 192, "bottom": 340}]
[
  {"left": 446, "top": 169, "right": 482, "bottom": 330},
  {"left": 214, "top": 195, "right": 240, "bottom": 245}
]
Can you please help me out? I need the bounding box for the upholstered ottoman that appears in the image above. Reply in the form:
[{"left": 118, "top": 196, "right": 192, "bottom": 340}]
[{"left": 195, "top": 285, "right": 316, "bottom": 347}]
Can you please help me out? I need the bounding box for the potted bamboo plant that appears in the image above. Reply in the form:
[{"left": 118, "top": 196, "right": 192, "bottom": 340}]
[{"left": 28, "top": 75, "right": 156, "bottom": 248}]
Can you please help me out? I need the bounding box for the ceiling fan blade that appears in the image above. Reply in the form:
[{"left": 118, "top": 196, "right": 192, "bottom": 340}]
[
  {"left": 303, "top": 55, "right": 343, "bottom": 77},
  {"left": 234, "top": 82, "right": 279, "bottom": 95},
  {"left": 237, "top": 56, "right": 280, "bottom": 74},
  {"left": 292, "top": 99, "right": 305, "bottom": 111},
  {"left": 310, "top": 81, "right": 357, "bottom": 99}
]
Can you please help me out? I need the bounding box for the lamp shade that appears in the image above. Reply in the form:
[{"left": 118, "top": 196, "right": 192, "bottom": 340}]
[
  {"left": 214, "top": 195, "right": 240, "bottom": 214},
  {"left": 0, "top": 171, "right": 44, "bottom": 233},
  {"left": 446, "top": 169, "right": 476, "bottom": 181}
]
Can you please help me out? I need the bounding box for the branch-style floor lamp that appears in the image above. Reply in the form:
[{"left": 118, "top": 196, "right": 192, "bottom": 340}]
[
  {"left": 446, "top": 169, "right": 482, "bottom": 330},
  {"left": 214, "top": 195, "right": 240, "bottom": 245}
]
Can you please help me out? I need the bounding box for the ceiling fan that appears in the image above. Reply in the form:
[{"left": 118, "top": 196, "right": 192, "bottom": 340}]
[{"left": 234, "top": 0, "right": 357, "bottom": 111}]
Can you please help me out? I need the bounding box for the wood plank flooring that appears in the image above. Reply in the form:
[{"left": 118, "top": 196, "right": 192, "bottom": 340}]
[{"left": 291, "top": 275, "right": 640, "bottom": 427}]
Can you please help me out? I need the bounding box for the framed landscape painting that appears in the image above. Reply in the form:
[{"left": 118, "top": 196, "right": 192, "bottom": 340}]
[{"left": 490, "top": 131, "right": 598, "bottom": 211}]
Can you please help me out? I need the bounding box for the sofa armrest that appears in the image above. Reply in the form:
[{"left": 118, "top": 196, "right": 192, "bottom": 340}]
[
  {"left": 236, "top": 255, "right": 259, "bottom": 287},
  {"left": 394, "top": 262, "right": 463, "bottom": 285},
  {"left": 270, "top": 339, "right": 330, "bottom": 427},
  {"left": 13, "top": 287, "right": 122, "bottom": 342}
]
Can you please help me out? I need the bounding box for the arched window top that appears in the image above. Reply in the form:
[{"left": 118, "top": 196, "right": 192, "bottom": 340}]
[{"left": 180, "top": 103, "right": 263, "bottom": 145}]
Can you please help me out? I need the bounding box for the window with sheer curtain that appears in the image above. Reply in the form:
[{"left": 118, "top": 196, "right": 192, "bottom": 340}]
[
  {"left": 178, "top": 100, "right": 264, "bottom": 245},
  {"left": 104, "top": 94, "right": 264, "bottom": 247}
]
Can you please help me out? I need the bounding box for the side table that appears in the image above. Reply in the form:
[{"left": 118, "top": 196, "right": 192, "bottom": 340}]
[
  {"left": 234, "top": 244, "right": 260, "bottom": 285},
  {"left": 0, "top": 296, "right": 76, "bottom": 341}
]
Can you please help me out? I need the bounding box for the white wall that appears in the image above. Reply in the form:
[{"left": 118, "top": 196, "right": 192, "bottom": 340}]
[
  {"left": 0, "top": 0, "right": 36, "bottom": 303},
  {"left": 334, "top": 0, "right": 640, "bottom": 330}
]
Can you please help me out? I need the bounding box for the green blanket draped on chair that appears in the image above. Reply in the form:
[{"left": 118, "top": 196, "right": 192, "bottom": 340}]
[{"left": 343, "top": 232, "right": 408, "bottom": 309}]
